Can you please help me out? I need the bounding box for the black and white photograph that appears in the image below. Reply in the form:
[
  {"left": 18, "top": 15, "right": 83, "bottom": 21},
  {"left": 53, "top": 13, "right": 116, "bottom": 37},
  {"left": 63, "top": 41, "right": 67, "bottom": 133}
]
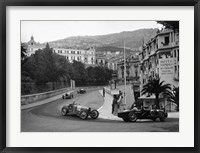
[{"left": 21, "top": 20, "right": 179, "bottom": 132}]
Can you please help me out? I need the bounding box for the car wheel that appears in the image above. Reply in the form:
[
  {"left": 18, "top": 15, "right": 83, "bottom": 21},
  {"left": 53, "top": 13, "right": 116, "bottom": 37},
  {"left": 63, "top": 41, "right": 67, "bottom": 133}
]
[
  {"left": 61, "top": 107, "right": 68, "bottom": 116},
  {"left": 152, "top": 118, "right": 157, "bottom": 122},
  {"left": 128, "top": 112, "right": 137, "bottom": 122},
  {"left": 62, "top": 95, "right": 64, "bottom": 99},
  {"left": 122, "top": 117, "right": 129, "bottom": 122},
  {"left": 159, "top": 117, "right": 166, "bottom": 122},
  {"left": 159, "top": 112, "right": 166, "bottom": 122},
  {"left": 79, "top": 111, "right": 88, "bottom": 120},
  {"left": 90, "top": 110, "right": 99, "bottom": 119}
]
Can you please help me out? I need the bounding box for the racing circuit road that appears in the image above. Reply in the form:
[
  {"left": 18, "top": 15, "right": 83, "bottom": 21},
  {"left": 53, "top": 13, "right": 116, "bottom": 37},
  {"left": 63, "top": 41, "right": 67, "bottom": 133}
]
[{"left": 21, "top": 87, "right": 179, "bottom": 132}]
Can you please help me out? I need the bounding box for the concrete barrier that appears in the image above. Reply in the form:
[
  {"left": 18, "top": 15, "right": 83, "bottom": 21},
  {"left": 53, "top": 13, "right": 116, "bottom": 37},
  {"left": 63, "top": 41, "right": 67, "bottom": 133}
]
[
  {"left": 21, "top": 87, "right": 71, "bottom": 105},
  {"left": 104, "top": 87, "right": 111, "bottom": 95}
]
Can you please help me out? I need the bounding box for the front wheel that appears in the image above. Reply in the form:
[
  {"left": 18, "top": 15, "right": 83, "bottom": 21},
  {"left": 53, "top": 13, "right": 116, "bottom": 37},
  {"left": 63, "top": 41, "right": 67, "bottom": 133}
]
[
  {"left": 122, "top": 117, "right": 129, "bottom": 122},
  {"left": 79, "top": 111, "right": 88, "bottom": 120},
  {"left": 61, "top": 107, "right": 68, "bottom": 116},
  {"left": 90, "top": 110, "right": 99, "bottom": 119},
  {"left": 159, "top": 112, "right": 166, "bottom": 122},
  {"left": 128, "top": 112, "right": 137, "bottom": 122},
  {"left": 152, "top": 118, "right": 157, "bottom": 122}
]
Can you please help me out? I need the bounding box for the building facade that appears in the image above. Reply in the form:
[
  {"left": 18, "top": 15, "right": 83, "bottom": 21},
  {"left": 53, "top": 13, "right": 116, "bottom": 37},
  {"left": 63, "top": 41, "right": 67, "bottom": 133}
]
[
  {"left": 26, "top": 36, "right": 44, "bottom": 56},
  {"left": 25, "top": 36, "right": 96, "bottom": 65},
  {"left": 53, "top": 47, "right": 95, "bottom": 65},
  {"left": 138, "top": 29, "right": 179, "bottom": 111},
  {"left": 139, "top": 29, "right": 179, "bottom": 88},
  {"left": 117, "top": 55, "right": 140, "bottom": 82}
]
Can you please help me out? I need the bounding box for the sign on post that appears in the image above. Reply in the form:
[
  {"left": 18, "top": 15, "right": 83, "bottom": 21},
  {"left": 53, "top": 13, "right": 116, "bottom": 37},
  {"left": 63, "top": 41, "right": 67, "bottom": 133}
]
[{"left": 159, "top": 58, "right": 175, "bottom": 86}]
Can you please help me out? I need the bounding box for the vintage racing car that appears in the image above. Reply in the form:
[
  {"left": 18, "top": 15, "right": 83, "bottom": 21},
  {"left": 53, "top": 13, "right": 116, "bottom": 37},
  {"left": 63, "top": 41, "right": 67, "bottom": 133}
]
[
  {"left": 61, "top": 101, "right": 99, "bottom": 120},
  {"left": 62, "top": 92, "right": 73, "bottom": 99},
  {"left": 118, "top": 107, "right": 168, "bottom": 122},
  {"left": 77, "top": 88, "right": 86, "bottom": 94}
]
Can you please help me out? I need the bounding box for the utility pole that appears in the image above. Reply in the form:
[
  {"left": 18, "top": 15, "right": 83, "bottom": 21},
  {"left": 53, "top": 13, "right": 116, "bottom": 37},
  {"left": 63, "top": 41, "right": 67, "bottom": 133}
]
[{"left": 124, "top": 41, "right": 126, "bottom": 105}]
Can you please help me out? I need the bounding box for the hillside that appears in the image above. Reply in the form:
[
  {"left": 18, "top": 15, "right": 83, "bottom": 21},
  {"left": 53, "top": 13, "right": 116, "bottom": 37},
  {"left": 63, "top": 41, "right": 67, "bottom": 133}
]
[{"left": 44, "top": 28, "right": 158, "bottom": 52}]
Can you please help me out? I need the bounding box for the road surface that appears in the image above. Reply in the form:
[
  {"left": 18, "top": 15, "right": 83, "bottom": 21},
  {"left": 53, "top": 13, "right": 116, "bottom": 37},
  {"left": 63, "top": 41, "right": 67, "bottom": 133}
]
[{"left": 21, "top": 87, "right": 179, "bottom": 132}]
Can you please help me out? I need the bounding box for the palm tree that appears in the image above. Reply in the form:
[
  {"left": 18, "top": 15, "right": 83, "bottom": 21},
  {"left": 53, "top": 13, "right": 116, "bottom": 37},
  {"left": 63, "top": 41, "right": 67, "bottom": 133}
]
[
  {"left": 167, "top": 86, "right": 179, "bottom": 111},
  {"left": 141, "top": 77, "right": 172, "bottom": 109}
]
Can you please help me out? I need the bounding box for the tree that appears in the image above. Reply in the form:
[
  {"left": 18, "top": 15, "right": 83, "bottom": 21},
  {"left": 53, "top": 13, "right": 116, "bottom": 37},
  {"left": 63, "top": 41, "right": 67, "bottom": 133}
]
[
  {"left": 167, "top": 86, "right": 179, "bottom": 111},
  {"left": 157, "top": 21, "right": 179, "bottom": 31},
  {"left": 71, "top": 60, "right": 87, "bottom": 85},
  {"left": 141, "top": 77, "right": 172, "bottom": 109},
  {"left": 21, "top": 43, "right": 27, "bottom": 61}
]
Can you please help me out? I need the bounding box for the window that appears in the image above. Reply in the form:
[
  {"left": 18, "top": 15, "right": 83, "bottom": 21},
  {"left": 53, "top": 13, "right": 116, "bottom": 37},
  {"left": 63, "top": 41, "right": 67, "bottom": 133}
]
[
  {"left": 174, "top": 50, "right": 176, "bottom": 58},
  {"left": 175, "top": 65, "right": 177, "bottom": 73},
  {"left": 177, "top": 49, "right": 179, "bottom": 61},
  {"left": 164, "top": 36, "right": 169, "bottom": 45}
]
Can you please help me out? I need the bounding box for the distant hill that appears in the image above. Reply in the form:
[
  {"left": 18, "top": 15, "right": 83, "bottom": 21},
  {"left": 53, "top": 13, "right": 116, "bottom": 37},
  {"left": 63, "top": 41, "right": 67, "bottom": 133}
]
[{"left": 43, "top": 28, "right": 158, "bottom": 53}]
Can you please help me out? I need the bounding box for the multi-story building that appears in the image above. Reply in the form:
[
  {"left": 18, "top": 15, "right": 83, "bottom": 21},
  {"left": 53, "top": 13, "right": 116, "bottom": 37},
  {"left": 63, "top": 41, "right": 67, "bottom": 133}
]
[
  {"left": 25, "top": 35, "right": 96, "bottom": 66},
  {"left": 139, "top": 29, "right": 179, "bottom": 88},
  {"left": 95, "top": 52, "right": 107, "bottom": 66},
  {"left": 26, "top": 35, "right": 44, "bottom": 56},
  {"left": 138, "top": 29, "right": 179, "bottom": 111},
  {"left": 53, "top": 47, "right": 95, "bottom": 65},
  {"left": 117, "top": 54, "right": 140, "bottom": 82}
]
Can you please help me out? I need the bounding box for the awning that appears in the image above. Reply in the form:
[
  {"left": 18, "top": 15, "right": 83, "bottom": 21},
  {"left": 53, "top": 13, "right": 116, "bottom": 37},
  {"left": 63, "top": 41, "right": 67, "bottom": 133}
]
[{"left": 138, "top": 95, "right": 156, "bottom": 99}]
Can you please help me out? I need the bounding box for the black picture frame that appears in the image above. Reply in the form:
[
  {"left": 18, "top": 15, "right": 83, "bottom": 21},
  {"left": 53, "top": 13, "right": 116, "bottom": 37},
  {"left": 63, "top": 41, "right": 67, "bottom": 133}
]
[{"left": 0, "top": 0, "right": 199, "bottom": 153}]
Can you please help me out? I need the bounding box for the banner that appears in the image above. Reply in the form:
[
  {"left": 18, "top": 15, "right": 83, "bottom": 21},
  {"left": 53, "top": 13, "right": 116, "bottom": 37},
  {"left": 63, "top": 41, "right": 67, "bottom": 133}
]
[{"left": 159, "top": 58, "right": 174, "bottom": 85}]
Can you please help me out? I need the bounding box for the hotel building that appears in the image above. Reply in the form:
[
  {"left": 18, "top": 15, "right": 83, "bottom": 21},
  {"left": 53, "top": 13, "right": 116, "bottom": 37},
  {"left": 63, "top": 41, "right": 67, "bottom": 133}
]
[
  {"left": 138, "top": 28, "right": 179, "bottom": 111},
  {"left": 25, "top": 36, "right": 96, "bottom": 66}
]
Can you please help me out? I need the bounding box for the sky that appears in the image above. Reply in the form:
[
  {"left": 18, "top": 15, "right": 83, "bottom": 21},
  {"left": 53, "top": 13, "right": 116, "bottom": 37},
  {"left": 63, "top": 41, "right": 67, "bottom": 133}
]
[{"left": 21, "top": 21, "right": 163, "bottom": 43}]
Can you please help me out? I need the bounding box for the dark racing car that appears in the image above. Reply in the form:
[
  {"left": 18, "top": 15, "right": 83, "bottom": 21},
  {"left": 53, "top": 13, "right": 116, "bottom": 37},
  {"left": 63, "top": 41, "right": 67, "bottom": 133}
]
[
  {"left": 61, "top": 101, "right": 99, "bottom": 120},
  {"left": 77, "top": 88, "right": 86, "bottom": 94},
  {"left": 118, "top": 107, "right": 168, "bottom": 122},
  {"left": 62, "top": 92, "right": 73, "bottom": 99}
]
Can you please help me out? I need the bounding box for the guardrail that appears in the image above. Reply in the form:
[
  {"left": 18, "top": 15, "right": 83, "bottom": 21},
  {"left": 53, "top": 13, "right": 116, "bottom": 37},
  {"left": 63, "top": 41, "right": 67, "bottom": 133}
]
[{"left": 21, "top": 87, "right": 71, "bottom": 105}]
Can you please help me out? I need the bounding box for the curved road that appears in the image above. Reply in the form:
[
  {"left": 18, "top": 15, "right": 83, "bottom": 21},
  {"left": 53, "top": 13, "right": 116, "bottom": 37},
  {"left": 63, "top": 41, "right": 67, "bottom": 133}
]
[{"left": 21, "top": 87, "right": 179, "bottom": 132}]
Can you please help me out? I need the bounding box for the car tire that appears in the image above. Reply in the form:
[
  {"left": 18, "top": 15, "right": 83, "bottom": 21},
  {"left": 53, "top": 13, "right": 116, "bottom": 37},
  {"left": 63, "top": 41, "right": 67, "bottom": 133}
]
[
  {"left": 122, "top": 117, "right": 129, "bottom": 122},
  {"left": 79, "top": 111, "right": 88, "bottom": 120},
  {"left": 159, "top": 117, "right": 166, "bottom": 122},
  {"left": 90, "top": 110, "right": 99, "bottom": 119},
  {"left": 159, "top": 112, "right": 166, "bottom": 122},
  {"left": 128, "top": 112, "right": 137, "bottom": 122},
  {"left": 62, "top": 95, "right": 64, "bottom": 99},
  {"left": 61, "top": 107, "right": 68, "bottom": 116},
  {"left": 152, "top": 118, "right": 157, "bottom": 122}
]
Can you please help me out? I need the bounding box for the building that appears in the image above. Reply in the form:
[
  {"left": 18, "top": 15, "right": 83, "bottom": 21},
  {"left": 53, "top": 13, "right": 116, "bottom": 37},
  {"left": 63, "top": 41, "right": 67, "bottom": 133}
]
[
  {"left": 26, "top": 35, "right": 44, "bottom": 56},
  {"left": 138, "top": 28, "right": 179, "bottom": 111},
  {"left": 25, "top": 35, "right": 96, "bottom": 66},
  {"left": 117, "top": 54, "right": 140, "bottom": 82},
  {"left": 95, "top": 52, "right": 107, "bottom": 66},
  {"left": 53, "top": 47, "right": 95, "bottom": 65},
  {"left": 139, "top": 28, "right": 179, "bottom": 88}
]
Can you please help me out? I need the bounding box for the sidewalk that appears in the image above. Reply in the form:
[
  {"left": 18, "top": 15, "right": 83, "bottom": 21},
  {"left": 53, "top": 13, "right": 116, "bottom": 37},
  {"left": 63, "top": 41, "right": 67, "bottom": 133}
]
[
  {"left": 98, "top": 90, "right": 179, "bottom": 120},
  {"left": 21, "top": 90, "right": 74, "bottom": 110},
  {"left": 98, "top": 90, "right": 122, "bottom": 121}
]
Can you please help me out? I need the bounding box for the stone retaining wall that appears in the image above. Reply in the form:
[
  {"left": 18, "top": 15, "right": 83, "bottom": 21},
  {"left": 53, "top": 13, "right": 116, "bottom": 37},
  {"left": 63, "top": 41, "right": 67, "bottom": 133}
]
[{"left": 21, "top": 87, "right": 71, "bottom": 105}]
